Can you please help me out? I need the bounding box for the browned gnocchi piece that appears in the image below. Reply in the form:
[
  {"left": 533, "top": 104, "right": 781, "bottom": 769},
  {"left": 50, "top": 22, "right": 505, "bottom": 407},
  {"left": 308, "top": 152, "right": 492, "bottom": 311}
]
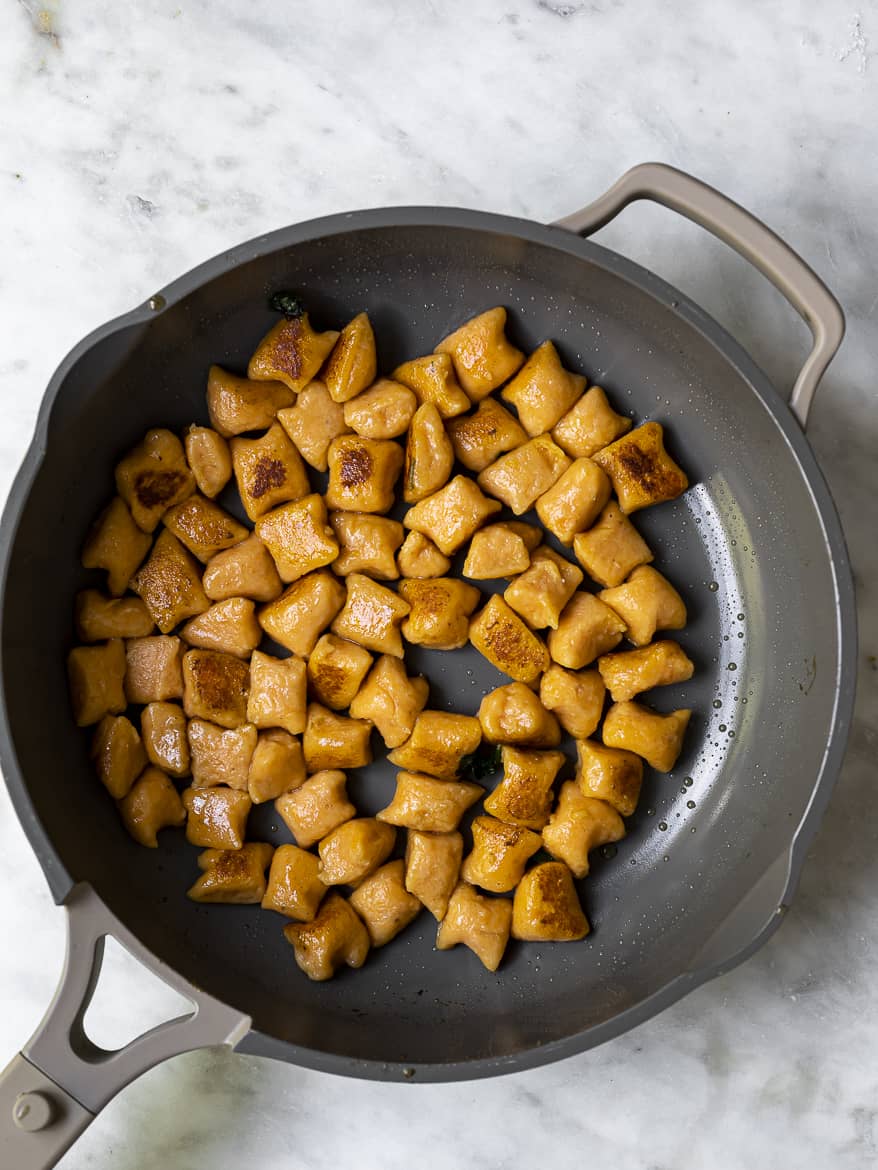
[
  {"left": 539, "top": 665, "right": 605, "bottom": 740},
  {"left": 535, "top": 458, "right": 611, "bottom": 545},
  {"left": 348, "top": 655, "right": 429, "bottom": 749},
  {"left": 477, "top": 435, "right": 571, "bottom": 516},
  {"left": 187, "top": 718, "right": 257, "bottom": 790},
  {"left": 547, "top": 592, "right": 627, "bottom": 669},
  {"left": 598, "top": 640, "right": 694, "bottom": 702},
  {"left": 255, "top": 494, "right": 339, "bottom": 583},
  {"left": 206, "top": 365, "right": 294, "bottom": 437},
  {"left": 277, "top": 380, "right": 351, "bottom": 472},
  {"left": 483, "top": 746, "right": 565, "bottom": 831},
  {"left": 575, "top": 738, "right": 643, "bottom": 817},
  {"left": 184, "top": 425, "right": 232, "bottom": 499},
  {"left": 130, "top": 530, "right": 210, "bottom": 633},
  {"left": 551, "top": 384, "right": 632, "bottom": 458},
  {"left": 317, "top": 818, "right": 396, "bottom": 886},
  {"left": 81, "top": 497, "right": 152, "bottom": 596},
  {"left": 396, "top": 531, "right": 451, "bottom": 579},
  {"left": 469, "top": 594, "right": 549, "bottom": 684},
  {"left": 183, "top": 786, "right": 251, "bottom": 850},
  {"left": 404, "top": 829, "right": 464, "bottom": 920},
  {"left": 386, "top": 710, "right": 482, "bottom": 780},
  {"left": 258, "top": 570, "right": 346, "bottom": 657},
  {"left": 124, "top": 635, "right": 184, "bottom": 704},
  {"left": 187, "top": 842, "right": 274, "bottom": 904},
  {"left": 67, "top": 638, "right": 127, "bottom": 727},
  {"left": 446, "top": 398, "right": 528, "bottom": 473},
  {"left": 435, "top": 881, "right": 512, "bottom": 971},
  {"left": 477, "top": 682, "right": 561, "bottom": 748},
  {"left": 591, "top": 422, "right": 688, "bottom": 513},
  {"left": 325, "top": 435, "right": 403, "bottom": 514},
  {"left": 598, "top": 566, "right": 687, "bottom": 647},
  {"left": 461, "top": 816, "right": 542, "bottom": 894},
  {"left": 541, "top": 781, "right": 625, "bottom": 878},
  {"left": 462, "top": 524, "right": 531, "bottom": 580},
  {"left": 572, "top": 502, "right": 653, "bottom": 588},
  {"left": 140, "top": 701, "right": 190, "bottom": 777},
  {"left": 331, "top": 573, "right": 410, "bottom": 657},
  {"left": 349, "top": 860, "right": 421, "bottom": 947},
  {"left": 307, "top": 634, "right": 374, "bottom": 711},
  {"left": 231, "top": 423, "right": 311, "bottom": 522},
  {"left": 182, "top": 648, "right": 250, "bottom": 729},
  {"left": 119, "top": 766, "right": 186, "bottom": 847},
  {"left": 404, "top": 475, "right": 501, "bottom": 555},
  {"left": 163, "top": 494, "right": 249, "bottom": 563},
  {"left": 275, "top": 769, "right": 355, "bottom": 848},
  {"left": 602, "top": 701, "right": 691, "bottom": 772},
  {"left": 262, "top": 844, "right": 327, "bottom": 921},
  {"left": 75, "top": 590, "right": 154, "bottom": 642},
  {"left": 343, "top": 379, "right": 417, "bottom": 439},
  {"left": 323, "top": 313, "right": 377, "bottom": 403},
  {"left": 511, "top": 861, "right": 589, "bottom": 942},
  {"left": 503, "top": 546, "right": 583, "bottom": 630},
  {"left": 203, "top": 534, "right": 283, "bottom": 604},
  {"left": 181, "top": 597, "right": 261, "bottom": 658},
  {"left": 91, "top": 714, "right": 148, "bottom": 799},
  {"left": 248, "top": 313, "right": 339, "bottom": 394},
  {"left": 392, "top": 353, "right": 470, "bottom": 418},
  {"left": 501, "top": 341, "right": 586, "bottom": 436},
  {"left": 403, "top": 403, "right": 455, "bottom": 503},
  {"left": 330, "top": 512, "right": 404, "bottom": 580},
  {"left": 302, "top": 703, "right": 373, "bottom": 772},
  {"left": 377, "top": 771, "right": 483, "bottom": 833},
  {"left": 283, "top": 893, "right": 370, "bottom": 981},
  {"left": 246, "top": 650, "right": 307, "bottom": 735},
  {"left": 115, "top": 428, "right": 195, "bottom": 533},
  {"left": 399, "top": 578, "right": 481, "bottom": 651},
  {"left": 248, "top": 729, "right": 306, "bottom": 803},
  {"left": 435, "top": 307, "right": 524, "bottom": 402}
]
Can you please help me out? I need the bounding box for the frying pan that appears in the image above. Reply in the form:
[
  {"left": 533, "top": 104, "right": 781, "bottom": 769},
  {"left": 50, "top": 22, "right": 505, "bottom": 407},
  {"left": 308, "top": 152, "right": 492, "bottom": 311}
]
[{"left": 0, "top": 164, "right": 855, "bottom": 1168}]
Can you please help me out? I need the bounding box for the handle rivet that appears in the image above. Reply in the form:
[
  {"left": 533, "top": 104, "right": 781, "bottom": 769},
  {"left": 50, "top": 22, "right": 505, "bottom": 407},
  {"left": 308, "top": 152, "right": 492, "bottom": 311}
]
[{"left": 13, "top": 1091, "right": 54, "bottom": 1132}]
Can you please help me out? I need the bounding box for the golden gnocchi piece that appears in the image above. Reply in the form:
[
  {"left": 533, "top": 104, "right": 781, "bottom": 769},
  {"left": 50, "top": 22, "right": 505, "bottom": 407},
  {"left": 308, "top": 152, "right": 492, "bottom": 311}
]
[
  {"left": 435, "top": 881, "right": 512, "bottom": 972},
  {"left": 403, "top": 403, "right": 455, "bottom": 503},
  {"left": 572, "top": 502, "right": 654, "bottom": 588},
  {"left": 183, "top": 786, "right": 251, "bottom": 850},
  {"left": 231, "top": 423, "right": 311, "bottom": 522},
  {"left": 118, "top": 766, "right": 186, "bottom": 848},
  {"left": 258, "top": 571, "right": 346, "bottom": 657},
  {"left": 114, "top": 428, "right": 195, "bottom": 533},
  {"left": 477, "top": 435, "right": 571, "bottom": 516},
  {"left": 541, "top": 781, "right": 625, "bottom": 878},
  {"left": 404, "top": 829, "right": 463, "bottom": 920},
  {"left": 67, "top": 639, "right": 127, "bottom": 727},
  {"left": 81, "top": 497, "right": 152, "bottom": 596},
  {"left": 575, "top": 738, "right": 643, "bottom": 817},
  {"left": 325, "top": 435, "right": 403, "bottom": 514},
  {"left": 462, "top": 524, "right": 531, "bottom": 580},
  {"left": 248, "top": 313, "right": 339, "bottom": 394},
  {"left": 469, "top": 595, "right": 549, "bottom": 685},
  {"left": 330, "top": 512, "right": 404, "bottom": 580},
  {"left": 387, "top": 710, "right": 482, "bottom": 780},
  {"left": 141, "top": 701, "right": 190, "bottom": 777},
  {"left": 511, "top": 861, "right": 589, "bottom": 942},
  {"left": 477, "top": 682, "right": 561, "bottom": 748},
  {"left": 349, "top": 860, "right": 421, "bottom": 947},
  {"left": 277, "top": 380, "right": 351, "bottom": 472},
  {"left": 323, "top": 312, "right": 377, "bottom": 403},
  {"left": 302, "top": 702, "right": 373, "bottom": 772},
  {"left": 307, "top": 634, "right": 374, "bottom": 710},
  {"left": 392, "top": 352, "right": 470, "bottom": 418},
  {"left": 75, "top": 590, "right": 154, "bottom": 642},
  {"left": 182, "top": 648, "right": 250, "bottom": 729},
  {"left": 331, "top": 573, "right": 410, "bottom": 657},
  {"left": 435, "top": 307, "right": 524, "bottom": 402},
  {"left": 598, "top": 639, "right": 694, "bottom": 702},
  {"left": 318, "top": 818, "right": 396, "bottom": 886},
  {"left": 262, "top": 844, "right": 327, "bottom": 921},
  {"left": 497, "top": 520, "right": 543, "bottom": 552},
  {"left": 547, "top": 592, "right": 627, "bottom": 669},
  {"left": 398, "top": 578, "right": 481, "bottom": 651},
  {"left": 276, "top": 769, "right": 355, "bottom": 848},
  {"left": 91, "top": 714, "right": 148, "bottom": 799},
  {"left": 248, "top": 729, "right": 306, "bottom": 803},
  {"left": 539, "top": 665, "right": 605, "bottom": 740},
  {"left": 343, "top": 379, "right": 417, "bottom": 439},
  {"left": 535, "top": 458, "right": 612, "bottom": 546},
  {"left": 598, "top": 566, "right": 687, "bottom": 647},
  {"left": 255, "top": 494, "right": 339, "bottom": 583},
  {"left": 246, "top": 650, "right": 307, "bottom": 735},
  {"left": 551, "top": 384, "right": 633, "bottom": 458},
  {"left": 396, "top": 531, "right": 451, "bottom": 579},
  {"left": 181, "top": 597, "right": 261, "bottom": 658},
  {"left": 187, "top": 718, "right": 257, "bottom": 790},
  {"left": 501, "top": 341, "right": 586, "bottom": 436},
  {"left": 483, "top": 746, "right": 565, "bottom": 831},
  {"left": 283, "top": 893, "right": 370, "bottom": 982},
  {"left": 203, "top": 534, "right": 283, "bottom": 604},
  {"left": 129, "top": 530, "right": 210, "bottom": 634},
  {"left": 504, "top": 546, "right": 583, "bottom": 630},
  {"left": 404, "top": 475, "right": 501, "bottom": 556},
  {"left": 461, "top": 816, "right": 542, "bottom": 894},
  {"left": 163, "top": 494, "right": 249, "bottom": 563},
  {"left": 184, "top": 425, "right": 232, "bottom": 499},
  {"left": 206, "top": 364, "right": 294, "bottom": 438},
  {"left": 377, "top": 771, "right": 483, "bottom": 833},
  {"left": 446, "top": 398, "right": 528, "bottom": 473},
  {"left": 187, "top": 842, "right": 274, "bottom": 904},
  {"left": 591, "top": 422, "right": 689, "bottom": 513},
  {"left": 602, "top": 701, "right": 691, "bottom": 772},
  {"left": 124, "top": 635, "right": 184, "bottom": 704},
  {"left": 348, "top": 655, "right": 429, "bottom": 749}
]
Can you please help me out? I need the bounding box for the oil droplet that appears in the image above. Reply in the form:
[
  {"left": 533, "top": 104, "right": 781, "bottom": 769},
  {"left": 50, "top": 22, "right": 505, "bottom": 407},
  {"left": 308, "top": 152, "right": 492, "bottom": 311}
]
[
  {"left": 741, "top": 696, "right": 748, "bottom": 704},
  {"left": 684, "top": 777, "right": 694, "bottom": 787},
  {"left": 659, "top": 821, "right": 668, "bottom": 831},
  {"left": 728, "top": 662, "right": 737, "bottom": 671},
  {"left": 708, "top": 581, "right": 719, "bottom": 592},
  {"left": 148, "top": 294, "right": 166, "bottom": 311},
  {"left": 712, "top": 699, "right": 722, "bottom": 709},
  {"left": 600, "top": 843, "right": 618, "bottom": 860},
  {"left": 738, "top": 632, "right": 744, "bottom": 638},
  {"left": 719, "top": 724, "right": 727, "bottom": 732},
  {"left": 646, "top": 807, "right": 655, "bottom": 816},
  {"left": 691, "top": 827, "right": 697, "bottom": 833},
  {"left": 663, "top": 855, "right": 670, "bottom": 863},
  {"left": 686, "top": 799, "right": 696, "bottom": 809},
  {"left": 729, "top": 730, "right": 736, "bottom": 738},
  {"left": 737, "top": 613, "right": 745, "bottom": 621}
]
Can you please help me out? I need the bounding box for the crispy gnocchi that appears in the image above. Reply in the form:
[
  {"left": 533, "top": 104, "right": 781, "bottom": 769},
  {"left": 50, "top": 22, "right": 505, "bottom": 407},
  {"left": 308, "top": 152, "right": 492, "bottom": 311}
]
[{"left": 71, "top": 298, "right": 698, "bottom": 981}]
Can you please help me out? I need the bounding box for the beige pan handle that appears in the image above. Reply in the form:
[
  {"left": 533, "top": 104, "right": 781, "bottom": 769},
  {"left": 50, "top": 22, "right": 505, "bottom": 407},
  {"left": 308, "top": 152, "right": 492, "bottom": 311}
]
[
  {"left": 0, "top": 884, "right": 249, "bottom": 1169},
  {"left": 554, "top": 162, "right": 845, "bottom": 428}
]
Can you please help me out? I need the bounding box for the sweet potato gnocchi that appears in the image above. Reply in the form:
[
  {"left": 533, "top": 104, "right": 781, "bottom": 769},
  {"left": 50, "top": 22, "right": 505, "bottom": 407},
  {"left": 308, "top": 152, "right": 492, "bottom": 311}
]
[{"left": 71, "top": 299, "right": 697, "bottom": 981}]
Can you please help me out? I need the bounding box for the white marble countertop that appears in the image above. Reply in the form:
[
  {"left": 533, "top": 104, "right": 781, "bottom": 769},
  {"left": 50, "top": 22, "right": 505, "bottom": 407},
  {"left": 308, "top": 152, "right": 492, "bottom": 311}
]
[{"left": 1, "top": 2, "right": 876, "bottom": 1167}]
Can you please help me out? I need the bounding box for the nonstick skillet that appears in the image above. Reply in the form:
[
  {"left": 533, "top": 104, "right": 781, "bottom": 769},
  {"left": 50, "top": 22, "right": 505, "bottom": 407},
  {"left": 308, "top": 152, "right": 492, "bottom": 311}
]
[{"left": 0, "top": 164, "right": 856, "bottom": 1168}]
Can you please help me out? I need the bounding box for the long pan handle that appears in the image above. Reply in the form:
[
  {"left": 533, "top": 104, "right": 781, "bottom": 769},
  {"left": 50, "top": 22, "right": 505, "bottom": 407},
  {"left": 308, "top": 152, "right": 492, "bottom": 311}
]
[
  {"left": 554, "top": 162, "right": 845, "bottom": 428},
  {"left": 0, "top": 883, "right": 249, "bottom": 1170}
]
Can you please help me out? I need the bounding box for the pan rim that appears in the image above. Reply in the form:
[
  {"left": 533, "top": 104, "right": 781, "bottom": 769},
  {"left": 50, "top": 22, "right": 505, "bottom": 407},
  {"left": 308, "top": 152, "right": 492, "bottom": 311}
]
[{"left": 0, "top": 205, "right": 857, "bottom": 1080}]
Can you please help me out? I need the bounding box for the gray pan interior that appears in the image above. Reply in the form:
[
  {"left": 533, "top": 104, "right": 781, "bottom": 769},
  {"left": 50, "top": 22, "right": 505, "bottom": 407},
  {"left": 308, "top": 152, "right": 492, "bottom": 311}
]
[{"left": 0, "top": 209, "right": 855, "bottom": 1080}]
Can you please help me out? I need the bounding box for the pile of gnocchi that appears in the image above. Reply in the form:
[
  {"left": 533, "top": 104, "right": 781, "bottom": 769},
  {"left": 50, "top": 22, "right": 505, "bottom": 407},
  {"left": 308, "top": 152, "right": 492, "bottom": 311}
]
[{"left": 68, "top": 302, "right": 693, "bottom": 980}]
